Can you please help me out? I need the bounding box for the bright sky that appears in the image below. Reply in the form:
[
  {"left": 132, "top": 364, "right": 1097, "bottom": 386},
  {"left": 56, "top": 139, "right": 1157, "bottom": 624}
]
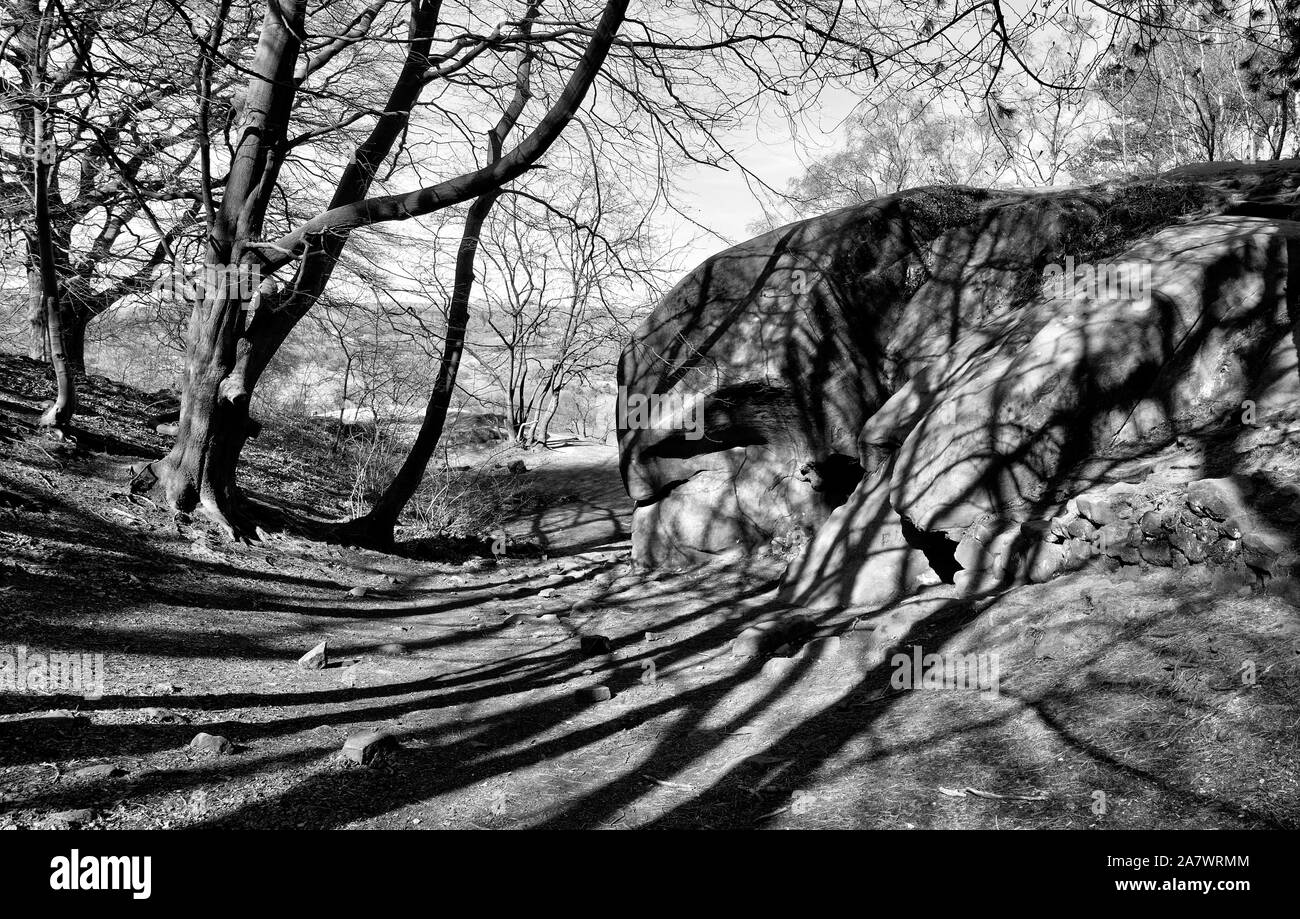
[
  {"left": 657, "top": 0, "right": 1132, "bottom": 271},
  {"left": 663, "top": 86, "right": 861, "bottom": 270}
]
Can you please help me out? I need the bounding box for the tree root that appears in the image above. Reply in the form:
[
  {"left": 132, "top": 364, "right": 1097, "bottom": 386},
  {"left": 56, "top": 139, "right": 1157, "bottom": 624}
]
[
  {"left": 328, "top": 513, "right": 396, "bottom": 552},
  {"left": 128, "top": 461, "right": 158, "bottom": 494},
  {"left": 196, "top": 500, "right": 249, "bottom": 543}
]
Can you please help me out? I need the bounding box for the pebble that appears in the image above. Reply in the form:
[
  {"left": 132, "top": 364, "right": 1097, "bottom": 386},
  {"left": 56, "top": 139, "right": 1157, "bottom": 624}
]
[{"left": 41, "top": 710, "right": 78, "bottom": 721}]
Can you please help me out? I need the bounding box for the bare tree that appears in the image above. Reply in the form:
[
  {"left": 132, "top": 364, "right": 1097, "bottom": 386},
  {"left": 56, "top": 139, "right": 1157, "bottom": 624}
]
[
  {"left": 2, "top": 0, "right": 81, "bottom": 428},
  {"left": 469, "top": 191, "right": 652, "bottom": 448},
  {"left": 137, "top": 0, "right": 634, "bottom": 531},
  {"left": 0, "top": 0, "right": 234, "bottom": 388},
  {"left": 1079, "top": 5, "right": 1295, "bottom": 176},
  {"left": 766, "top": 94, "right": 1009, "bottom": 225},
  {"left": 123, "top": 0, "right": 1210, "bottom": 534}
]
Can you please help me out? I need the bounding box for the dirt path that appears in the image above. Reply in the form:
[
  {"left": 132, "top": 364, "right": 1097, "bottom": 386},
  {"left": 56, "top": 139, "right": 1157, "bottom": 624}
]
[
  {"left": 3, "top": 522, "right": 1295, "bottom": 830},
  {"left": 502, "top": 443, "right": 631, "bottom": 556}
]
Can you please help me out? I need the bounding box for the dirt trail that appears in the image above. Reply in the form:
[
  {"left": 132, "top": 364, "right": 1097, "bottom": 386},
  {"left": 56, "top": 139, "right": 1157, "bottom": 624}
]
[{"left": 502, "top": 443, "right": 631, "bottom": 556}]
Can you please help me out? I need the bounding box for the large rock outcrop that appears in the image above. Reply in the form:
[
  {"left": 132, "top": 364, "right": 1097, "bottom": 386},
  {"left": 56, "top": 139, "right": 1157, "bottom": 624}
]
[{"left": 619, "top": 161, "right": 1300, "bottom": 607}]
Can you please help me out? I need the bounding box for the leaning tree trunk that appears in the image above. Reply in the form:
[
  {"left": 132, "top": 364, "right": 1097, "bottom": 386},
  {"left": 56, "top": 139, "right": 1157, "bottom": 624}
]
[
  {"left": 148, "top": 0, "right": 620, "bottom": 533},
  {"left": 143, "top": 1, "right": 305, "bottom": 530},
  {"left": 334, "top": 193, "right": 498, "bottom": 548},
  {"left": 215, "top": 0, "right": 445, "bottom": 471},
  {"left": 331, "top": 3, "right": 545, "bottom": 549}
]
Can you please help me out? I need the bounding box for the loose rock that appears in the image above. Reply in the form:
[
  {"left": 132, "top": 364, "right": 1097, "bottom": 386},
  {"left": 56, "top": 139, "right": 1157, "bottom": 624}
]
[
  {"left": 577, "top": 685, "right": 612, "bottom": 703},
  {"left": 189, "top": 732, "right": 235, "bottom": 755},
  {"left": 341, "top": 729, "right": 400, "bottom": 765},
  {"left": 298, "top": 640, "right": 328, "bottom": 670},
  {"left": 1186, "top": 477, "right": 1253, "bottom": 522},
  {"left": 731, "top": 628, "right": 766, "bottom": 658},
  {"left": 1075, "top": 494, "right": 1118, "bottom": 527}
]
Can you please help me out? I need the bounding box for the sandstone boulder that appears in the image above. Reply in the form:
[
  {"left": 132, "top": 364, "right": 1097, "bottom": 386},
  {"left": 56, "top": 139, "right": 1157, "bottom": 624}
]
[{"left": 621, "top": 162, "right": 1300, "bottom": 607}]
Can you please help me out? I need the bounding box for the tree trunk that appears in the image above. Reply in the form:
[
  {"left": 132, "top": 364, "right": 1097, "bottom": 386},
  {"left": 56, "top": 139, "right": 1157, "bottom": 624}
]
[
  {"left": 59, "top": 284, "right": 115, "bottom": 375},
  {"left": 26, "top": 259, "right": 47, "bottom": 361},
  {"left": 154, "top": 374, "right": 252, "bottom": 515},
  {"left": 61, "top": 302, "right": 88, "bottom": 375},
  {"left": 37, "top": 295, "right": 76, "bottom": 429},
  {"left": 537, "top": 388, "right": 563, "bottom": 446},
  {"left": 145, "top": 1, "right": 305, "bottom": 529},
  {"left": 333, "top": 354, "right": 352, "bottom": 453},
  {"left": 31, "top": 107, "right": 75, "bottom": 430},
  {"left": 229, "top": 0, "right": 444, "bottom": 401},
  {"left": 335, "top": 193, "right": 498, "bottom": 548},
  {"left": 151, "top": 0, "right": 624, "bottom": 533}
]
